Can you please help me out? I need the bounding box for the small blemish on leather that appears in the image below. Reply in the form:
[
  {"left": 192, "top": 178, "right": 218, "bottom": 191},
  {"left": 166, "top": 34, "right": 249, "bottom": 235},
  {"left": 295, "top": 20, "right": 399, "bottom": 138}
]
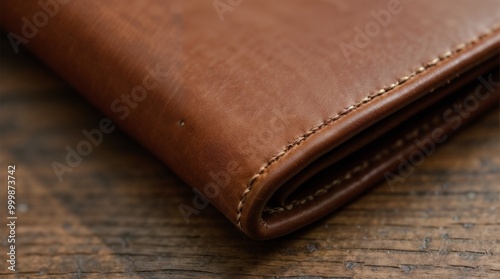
[{"left": 178, "top": 120, "right": 185, "bottom": 126}]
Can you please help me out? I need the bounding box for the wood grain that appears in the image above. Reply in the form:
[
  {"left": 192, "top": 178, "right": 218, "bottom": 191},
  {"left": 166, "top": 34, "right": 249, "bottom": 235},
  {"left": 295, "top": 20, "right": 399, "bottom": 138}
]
[{"left": 0, "top": 36, "right": 499, "bottom": 279}]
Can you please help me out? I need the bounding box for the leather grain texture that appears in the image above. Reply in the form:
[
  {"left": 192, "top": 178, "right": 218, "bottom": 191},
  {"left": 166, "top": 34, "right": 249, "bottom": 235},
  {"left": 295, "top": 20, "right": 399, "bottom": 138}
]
[{"left": 2, "top": 0, "right": 499, "bottom": 239}]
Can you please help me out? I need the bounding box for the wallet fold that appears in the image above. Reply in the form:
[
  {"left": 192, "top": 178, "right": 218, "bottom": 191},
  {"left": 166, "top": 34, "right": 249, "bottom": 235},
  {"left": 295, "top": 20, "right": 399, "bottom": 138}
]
[{"left": 2, "top": 0, "right": 499, "bottom": 239}]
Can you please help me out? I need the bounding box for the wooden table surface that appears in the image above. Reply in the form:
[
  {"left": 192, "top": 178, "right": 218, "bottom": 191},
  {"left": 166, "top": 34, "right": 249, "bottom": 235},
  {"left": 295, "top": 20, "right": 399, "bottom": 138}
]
[{"left": 1, "top": 35, "right": 499, "bottom": 278}]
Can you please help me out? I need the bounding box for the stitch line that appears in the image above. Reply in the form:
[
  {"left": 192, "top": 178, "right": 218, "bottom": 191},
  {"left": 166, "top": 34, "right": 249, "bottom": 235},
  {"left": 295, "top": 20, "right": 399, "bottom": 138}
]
[
  {"left": 263, "top": 115, "right": 438, "bottom": 214},
  {"left": 236, "top": 24, "right": 499, "bottom": 231}
]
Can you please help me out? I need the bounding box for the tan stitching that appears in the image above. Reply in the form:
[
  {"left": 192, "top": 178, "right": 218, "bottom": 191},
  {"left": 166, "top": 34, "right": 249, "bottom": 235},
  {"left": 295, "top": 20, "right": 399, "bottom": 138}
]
[
  {"left": 235, "top": 24, "right": 500, "bottom": 231},
  {"left": 263, "top": 115, "right": 437, "bottom": 214}
]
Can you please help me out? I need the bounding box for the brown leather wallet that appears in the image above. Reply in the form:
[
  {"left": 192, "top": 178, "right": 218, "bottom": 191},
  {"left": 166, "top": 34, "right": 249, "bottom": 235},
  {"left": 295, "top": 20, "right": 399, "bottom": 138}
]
[{"left": 2, "top": 0, "right": 499, "bottom": 239}]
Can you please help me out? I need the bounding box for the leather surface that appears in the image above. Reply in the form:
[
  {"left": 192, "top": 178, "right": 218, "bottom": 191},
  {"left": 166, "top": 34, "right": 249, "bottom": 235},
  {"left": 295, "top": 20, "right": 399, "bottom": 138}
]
[{"left": 1, "top": 0, "right": 499, "bottom": 239}]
